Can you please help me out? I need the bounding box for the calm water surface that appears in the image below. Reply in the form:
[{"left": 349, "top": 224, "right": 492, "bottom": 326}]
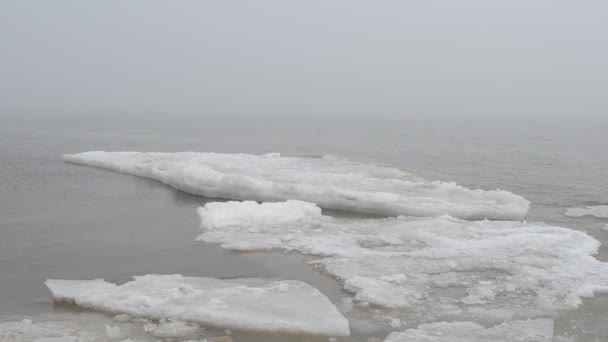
[{"left": 1, "top": 115, "right": 607, "bottom": 340}]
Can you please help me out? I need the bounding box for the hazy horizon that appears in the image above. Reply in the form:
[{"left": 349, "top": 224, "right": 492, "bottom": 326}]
[{"left": 1, "top": 1, "right": 607, "bottom": 121}]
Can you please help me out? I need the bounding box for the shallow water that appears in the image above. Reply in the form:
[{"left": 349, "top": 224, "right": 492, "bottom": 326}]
[{"left": 1, "top": 115, "right": 607, "bottom": 340}]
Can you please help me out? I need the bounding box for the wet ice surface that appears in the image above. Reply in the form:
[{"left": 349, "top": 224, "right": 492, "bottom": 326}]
[
  {"left": 46, "top": 275, "right": 349, "bottom": 336},
  {"left": 63, "top": 151, "right": 529, "bottom": 220}
]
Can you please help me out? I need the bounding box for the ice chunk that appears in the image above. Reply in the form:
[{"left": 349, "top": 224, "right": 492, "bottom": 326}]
[
  {"left": 45, "top": 275, "right": 350, "bottom": 337},
  {"left": 143, "top": 320, "right": 199, "bottom": 338},
  {"left": 383, "top": 319, "right": 554, "bottom": 342},
  {"left": 197, "top": 201, "right": 608, "bottom": 317},
  {"left": 199, "top": 200, "right": 324, "bottom": 231},
  {"left": 105, "top": 324, "right": 122, "bottom": 338},
  {"left": 565, "top": 205, "right": 608, "bottom": 218},
  {"left": 62, "top": 151, "right": 529, "bottom": 220},
  {"left": 0, "top": 319, "right": 96, "bottom": 342},
  {"left": 0, "top": 315, "right": 206, "bottom": 342}
]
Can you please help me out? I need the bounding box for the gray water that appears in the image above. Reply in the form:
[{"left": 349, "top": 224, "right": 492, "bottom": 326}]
[{"left": 1, "top": 115, "right": 607, "bottom": 340}]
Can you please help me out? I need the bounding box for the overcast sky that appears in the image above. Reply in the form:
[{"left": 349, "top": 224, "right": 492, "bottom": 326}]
[{"left": 1, "top": 1, "right": 607, "bottom": 120}]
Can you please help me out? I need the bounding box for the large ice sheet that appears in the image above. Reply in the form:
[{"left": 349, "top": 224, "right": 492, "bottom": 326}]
[
  {"left": 565, "top": 205, "right": 608, "bottom": 218},
  {"left": 197, "top": 201, "right": 608, "bottom": 317},
  {"left": 45, "top": 274, "right": 350, "bottom": 337},
  {"left": 383, "top": 319, "right": 554, "bottom": 342},
  {"left": 63, "top": 151, "right": 529, "bottom": 220}
]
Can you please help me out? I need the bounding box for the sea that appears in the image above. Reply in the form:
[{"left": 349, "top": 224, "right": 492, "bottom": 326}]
[{"left": 1, "top": 114, "right": 607, "bottom": 341}]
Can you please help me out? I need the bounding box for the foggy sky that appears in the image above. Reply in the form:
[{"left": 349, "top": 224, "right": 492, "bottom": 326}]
[{"left": 1, "top": 1, "right": 607, "bottom": 120}]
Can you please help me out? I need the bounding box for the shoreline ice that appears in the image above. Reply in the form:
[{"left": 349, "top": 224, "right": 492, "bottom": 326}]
[
  {"left": 63, "top": 151, "right": 530, "bottom": 220},
  {"left": 45, "top": 274, "right": 350, "bottom": 337}
]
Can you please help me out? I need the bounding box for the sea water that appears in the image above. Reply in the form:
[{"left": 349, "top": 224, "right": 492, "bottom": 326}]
[{"left": 1, "top": 114, "right": 607, "bottom": 341}]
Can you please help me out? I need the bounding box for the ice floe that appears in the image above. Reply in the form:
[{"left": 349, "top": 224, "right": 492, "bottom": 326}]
[
  {"left": 45, "top": 274, "right": 350, "bottom": 337},
  {"left": 197, "top": 200, "right": 608, "bottom": 318},
  {"left": 383, "top": 318, "right": 554, "bottom": 342},
  {"left": 565, "top": 205, "right": 608, "bottom": 218},
  {"left": 63, "top": 151, "right": 529, "bottom": 220}
]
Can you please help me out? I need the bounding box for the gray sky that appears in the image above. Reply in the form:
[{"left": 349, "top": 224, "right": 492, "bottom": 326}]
[{"left": 1, "top": 1, "right": 607, "bottom": 120}]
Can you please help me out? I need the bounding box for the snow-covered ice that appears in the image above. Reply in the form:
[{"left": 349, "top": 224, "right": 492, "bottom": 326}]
[
  {"left": 63, "top": 151, "right": 529, "bottom": 220},
  {"left": 197, "top": 200, "right": 608, "bottom": 318},
  {"left": 565, "top": 205, "right": 608, "bottom": 218},
  {"left": 45, "top": 274, "right": 350, "bottom": 336},
  {"left": 383, "top": 318, "right": 554, "bottom": 342}
]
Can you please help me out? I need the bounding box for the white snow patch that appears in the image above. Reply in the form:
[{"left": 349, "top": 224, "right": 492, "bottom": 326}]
[
  {"left": 197, "top": 201, "right": 608, "bottom": 317},
  {"left": 45, "top": 274, "right": 350, "bottom": 336},
  {"left": 63, "top": 151, "right": 529, "bottom": 220},
  {"left": 565, "top": 205, "right": 608, "bottom": 218},
  {"left": 383, "top": 319, "right": 554, "bottom": 342}
]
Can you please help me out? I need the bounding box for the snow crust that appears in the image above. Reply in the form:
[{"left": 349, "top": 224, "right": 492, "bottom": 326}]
[
  {"left": 63, "top": 151, "right": 529, "bottom": 220},
  {"left": 565, "top": 205, "right": 608, "bottom": 218},
  {"left": 45, "top": 274, "right": 349, "bottom": 337},
  {"left": 197, "top": 201, "right": 608, "bottom": 317},
  {"left": 383, "top": 319, "right": 554, "bottom": 342}
]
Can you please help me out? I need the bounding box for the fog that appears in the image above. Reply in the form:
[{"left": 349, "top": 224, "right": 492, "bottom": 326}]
[{"left": 1, "top": 1, "right": 607, "bottom": 123}]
